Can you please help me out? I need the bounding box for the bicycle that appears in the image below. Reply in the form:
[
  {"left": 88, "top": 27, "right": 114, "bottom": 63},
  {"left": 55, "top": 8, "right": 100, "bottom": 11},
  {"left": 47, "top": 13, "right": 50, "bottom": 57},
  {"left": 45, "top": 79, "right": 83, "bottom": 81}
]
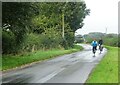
[{"left": 99, "top": 45, "right": 103, "bottom": 54}]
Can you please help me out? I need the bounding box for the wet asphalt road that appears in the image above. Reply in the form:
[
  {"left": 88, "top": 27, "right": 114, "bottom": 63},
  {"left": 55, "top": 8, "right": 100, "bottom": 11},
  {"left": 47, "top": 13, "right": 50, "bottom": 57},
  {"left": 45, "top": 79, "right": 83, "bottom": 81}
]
[{"left": 1, "top": 44, "right": 107, "bottom": 83}]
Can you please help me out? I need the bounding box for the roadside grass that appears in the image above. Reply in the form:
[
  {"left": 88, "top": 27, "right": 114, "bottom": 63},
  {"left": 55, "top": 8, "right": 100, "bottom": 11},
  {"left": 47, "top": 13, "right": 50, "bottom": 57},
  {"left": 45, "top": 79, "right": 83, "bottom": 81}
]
[
  {"left": 86, "top": 46, "right": 118, "bottom": 83},
  {"left": 2, "top": 45, "right": 83, "bottom": 71}
]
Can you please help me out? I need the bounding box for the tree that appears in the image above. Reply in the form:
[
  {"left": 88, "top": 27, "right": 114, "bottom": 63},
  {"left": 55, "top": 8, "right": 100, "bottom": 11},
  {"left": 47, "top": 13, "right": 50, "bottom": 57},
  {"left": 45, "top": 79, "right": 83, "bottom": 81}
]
[
  {"left": 2, "top": 2, "right": 90, "bottom": 54},
  {"left": 64, "top": 2, "right": 90, "bottom": 32},
  {"left": 2, "top": 2, "right": 40, "bottom": 53},
  {"left": 2, "top": 2, "right": 39, "bottom": 44},
  {"left": 31, "top": 2, "right": 90, "bottom": 33}
]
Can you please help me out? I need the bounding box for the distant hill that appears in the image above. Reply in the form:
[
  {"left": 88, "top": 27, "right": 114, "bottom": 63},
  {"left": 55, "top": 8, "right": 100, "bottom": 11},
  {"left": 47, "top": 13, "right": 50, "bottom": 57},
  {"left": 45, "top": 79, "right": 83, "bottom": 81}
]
[
  {"left": 84, "top": 32, "right": 105, "bottom": 39},
  {"left": 82, "top": 32, "right": 118, "bottom": 47}
]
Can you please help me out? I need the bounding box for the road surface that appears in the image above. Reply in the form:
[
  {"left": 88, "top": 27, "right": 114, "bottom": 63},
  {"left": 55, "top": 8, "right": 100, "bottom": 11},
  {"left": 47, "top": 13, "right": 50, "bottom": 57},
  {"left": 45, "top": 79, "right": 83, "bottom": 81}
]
[{"left": 1, "top": 44, "right": 107, "bottom": 84}]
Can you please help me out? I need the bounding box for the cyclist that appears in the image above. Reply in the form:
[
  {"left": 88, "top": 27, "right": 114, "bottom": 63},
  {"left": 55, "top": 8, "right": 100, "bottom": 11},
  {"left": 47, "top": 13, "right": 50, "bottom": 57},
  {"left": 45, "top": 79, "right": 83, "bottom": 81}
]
[
  {"left": 91, "top": 39, "right": 98, "bottom": 56},
  {"left": 98, "top": 38, "right": 103, "bottom": 53}
]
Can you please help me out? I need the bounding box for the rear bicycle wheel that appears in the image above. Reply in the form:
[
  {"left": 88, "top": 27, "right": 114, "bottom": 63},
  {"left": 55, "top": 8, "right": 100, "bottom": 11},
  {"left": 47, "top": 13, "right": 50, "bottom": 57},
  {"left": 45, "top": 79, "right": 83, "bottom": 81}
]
[{"left": 99, "top": 45, "right": 103, "bottom": 53}]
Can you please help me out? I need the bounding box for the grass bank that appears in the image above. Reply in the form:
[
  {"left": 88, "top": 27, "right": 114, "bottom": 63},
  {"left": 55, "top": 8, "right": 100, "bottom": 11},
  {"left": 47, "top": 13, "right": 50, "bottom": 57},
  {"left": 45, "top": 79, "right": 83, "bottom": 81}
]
[
  {"left": 86, "top": 46, "right": 118, "bottom": 83},
  {"left": 2, "top": 45, "right": 83, "bottom": 71}
]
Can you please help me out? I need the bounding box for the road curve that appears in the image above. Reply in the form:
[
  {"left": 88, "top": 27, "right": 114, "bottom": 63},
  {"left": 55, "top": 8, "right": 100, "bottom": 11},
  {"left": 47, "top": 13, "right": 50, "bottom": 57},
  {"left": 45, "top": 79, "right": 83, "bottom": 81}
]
[{"left": 1, "top": 44, "right": 107, "bottom": 83}]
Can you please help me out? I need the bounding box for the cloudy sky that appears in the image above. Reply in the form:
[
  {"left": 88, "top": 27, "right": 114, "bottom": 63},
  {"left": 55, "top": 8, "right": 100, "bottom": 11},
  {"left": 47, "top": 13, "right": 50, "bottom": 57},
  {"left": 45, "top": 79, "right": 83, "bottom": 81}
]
[{"left": 76, "top": 0, "right": 119, "bottom": 35}]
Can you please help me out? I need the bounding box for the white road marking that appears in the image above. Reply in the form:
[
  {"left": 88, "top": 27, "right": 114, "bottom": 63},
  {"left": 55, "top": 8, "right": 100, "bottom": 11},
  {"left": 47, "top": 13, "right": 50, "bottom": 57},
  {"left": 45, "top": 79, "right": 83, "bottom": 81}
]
[{"left": 36, "top": 68, "right": 65, "bottom": 83}]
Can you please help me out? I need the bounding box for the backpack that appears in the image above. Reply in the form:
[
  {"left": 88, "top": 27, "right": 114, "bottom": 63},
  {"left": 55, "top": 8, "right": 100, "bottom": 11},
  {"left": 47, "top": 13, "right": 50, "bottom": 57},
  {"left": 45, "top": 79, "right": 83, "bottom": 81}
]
[{"left": 92, "top": 41, "right": 97, "bottom": 47}]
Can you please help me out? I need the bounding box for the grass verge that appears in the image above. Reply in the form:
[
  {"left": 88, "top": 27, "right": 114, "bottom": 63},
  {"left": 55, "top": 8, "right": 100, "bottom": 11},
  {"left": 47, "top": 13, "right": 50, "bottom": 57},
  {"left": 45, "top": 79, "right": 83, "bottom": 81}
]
[
  {"left": 2, "top": 45, "right": 83, "bottom": 71},
  {"left": 86, "top": 46, "right": 118, "bottom": 83}
]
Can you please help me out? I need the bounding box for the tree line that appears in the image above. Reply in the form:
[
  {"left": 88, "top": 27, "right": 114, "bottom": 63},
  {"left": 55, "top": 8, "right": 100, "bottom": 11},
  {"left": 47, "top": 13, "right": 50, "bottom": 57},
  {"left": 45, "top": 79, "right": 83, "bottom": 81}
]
[
  {"left": 75, "top": 32, "right": 119, "bottom": 47},
  {"left": 2, "top": 2, "right": 90, "bottom": 54}
]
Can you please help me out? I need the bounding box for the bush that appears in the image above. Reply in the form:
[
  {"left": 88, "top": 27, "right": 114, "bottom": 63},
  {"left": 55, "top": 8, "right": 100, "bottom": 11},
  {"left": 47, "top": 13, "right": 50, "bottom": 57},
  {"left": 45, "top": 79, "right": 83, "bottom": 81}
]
[
  {"left": 2, "top": 27, "right": 75, "bottom": 54},
  {"left": 103, "top": 34, "right": 118, "bottom": 47},
  {"left": 2, "top": 30, "right": 17, "bottom": 54},
  {"left": 21, "top": 28, "right": 63, "bottom": 52},
  {"left": 40, "top": 28, "right": 63, "bottom": 49},
  {"left": 65, "top": 31, "right": 74, "bottom": 48},
  {"left": 118, "top": 34, "right": 120, "bottom": 47},
  {"left": 21, "top": 33, "right": 42, "bottom": 52}
]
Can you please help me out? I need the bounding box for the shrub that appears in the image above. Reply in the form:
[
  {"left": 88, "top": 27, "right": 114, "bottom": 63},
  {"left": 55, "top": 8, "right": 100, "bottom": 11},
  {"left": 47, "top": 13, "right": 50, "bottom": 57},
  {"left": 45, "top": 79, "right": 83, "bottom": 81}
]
[{"left": 2, "top": 30, "right": 17, "bottom": 54}]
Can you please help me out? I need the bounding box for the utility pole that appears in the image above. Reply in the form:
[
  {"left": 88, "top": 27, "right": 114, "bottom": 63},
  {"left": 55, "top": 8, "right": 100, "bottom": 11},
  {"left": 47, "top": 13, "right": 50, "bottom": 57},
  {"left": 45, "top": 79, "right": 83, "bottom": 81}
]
[
  {"left": 105, "top": 27, "right": 107, "bottom": 34},
  {"left": 62, "top": 13, "right": 64, "bottom": 39}
]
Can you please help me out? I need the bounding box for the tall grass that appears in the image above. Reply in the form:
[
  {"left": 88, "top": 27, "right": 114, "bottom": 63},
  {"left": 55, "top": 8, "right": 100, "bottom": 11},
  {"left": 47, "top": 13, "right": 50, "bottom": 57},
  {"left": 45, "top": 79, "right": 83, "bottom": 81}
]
[
  {"left": 86, "top": 46, "right": 118, "bottom": 83},
  {"left": 2, "top": 45, "right": 83, "bottom": 71}
]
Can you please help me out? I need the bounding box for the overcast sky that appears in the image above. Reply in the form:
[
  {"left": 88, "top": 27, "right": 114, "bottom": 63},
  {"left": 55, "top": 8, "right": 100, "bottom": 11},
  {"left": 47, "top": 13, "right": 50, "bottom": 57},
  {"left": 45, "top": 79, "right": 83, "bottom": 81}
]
[{"left": 76, "top": 0, "right": 119, "bottom": 35}]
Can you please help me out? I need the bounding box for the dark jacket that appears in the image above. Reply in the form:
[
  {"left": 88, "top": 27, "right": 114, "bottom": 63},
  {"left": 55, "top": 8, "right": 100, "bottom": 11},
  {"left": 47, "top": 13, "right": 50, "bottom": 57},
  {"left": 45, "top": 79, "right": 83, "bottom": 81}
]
[{"left": 98, "top": 39, "right": 103, "bottom": 45}]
